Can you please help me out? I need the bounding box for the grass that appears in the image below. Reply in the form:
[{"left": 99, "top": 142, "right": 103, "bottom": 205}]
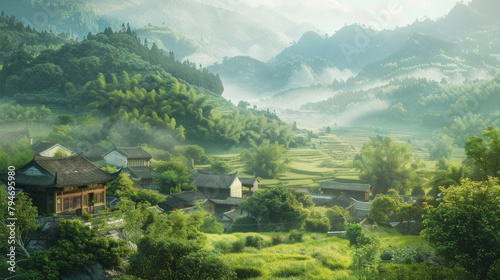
[{"left": 205, "top": 227, "right": 430, "bottom": 279}]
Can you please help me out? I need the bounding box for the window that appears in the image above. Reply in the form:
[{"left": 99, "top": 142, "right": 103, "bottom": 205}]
[{"left": 63, "top": 197, "right": 69, "bottom": 210}]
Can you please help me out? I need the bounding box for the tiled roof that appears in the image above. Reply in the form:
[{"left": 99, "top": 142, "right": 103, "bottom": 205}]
[
  {"left": 0, "top": 155, "right": 120, "bottom": 188},
  {"left": 125, "top": 166, "right": 156, "bottom": 179},
  {"left": 239, "top": 177, "right": 258, "bottom": 187},
  {"left": 31, "top": 141, "right": 57, "bottom": 153},
  {"left": 209, "top": 197, "right": 246, "bottom": 206},
  {"left": 189, "top": 170, "right": 239, "bottom": 189},
  {"left": 110, "top": 147, "right": 152, "bottom": 159},
  {"left": 223, "top": 209, "right": 242, "bottom": 221},
  {"left": 319, "top": 182, "right": 371, "bottom": 192}
]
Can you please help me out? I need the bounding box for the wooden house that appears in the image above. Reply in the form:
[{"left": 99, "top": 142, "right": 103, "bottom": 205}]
[
  {"left": 103, "top": 147, "right": 152, "bottom": 168},
  {"left": 31, "top": 141, "right": 74, "bottom": 157},
  {"left": 206, "top": 197, "right": 247, "bottom": 215},
  {"left": 189, "top": 169, "right": 242, "bottom": 198},
  {"left": 158, "top": 190, "right": 207, "bottom": 212},
  {"left": 319, "top": 181, "right": 372, "bottom": 201},
  {"left": 0, "top": 155, "right": 120, "bottom": 215},
  {"left": 239, "top": 177, "right": 259, "bottom": 193}
]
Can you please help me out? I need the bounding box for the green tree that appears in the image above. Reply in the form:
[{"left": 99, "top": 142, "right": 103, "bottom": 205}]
[
  {"left": 325, "top": 206, "right": 350, "bottom": 231},
  {"left": 131, "top": 189, "right": 166, "bottom": 205},
  {"left": 354, "top": 136, "right": 420, "bottom": 194},
  {"left": 55, "top": 114, "right": 74, "bottom": 125},
  {"left": 423, "top": 178, "right": 500, "bottom": 279},
  {"left": 465, "top": 126, "right": 500, "bottom": 180},
  {"left": 429, "top": 134, "right": 455, "bottom": 160},
  {"left": 396, "top": 203, "right": 418, "bottom": 233},
  {"left": 209, "top": 160, "right": 232, "bottom": 174},
  {"left": 345, "top": 224, "right": 370, "bottom": 248},
  {"left": 107, "top": 173, "right": 137, "bottom": 198},
  {"left": 240, "top": 139, "right": 290, "bottom": 179},
  {"left": 390, "top": 102, "right": 407, "bottom": 120},
  {"left": 128, "top": 236, "right": 235, "bottom": 280},
  {"left": 368, "top": 195, "right": 399, "bottom": 222},
  {"left": 155, "top": 170, "right": 193, "bottom": 194},
  {"left": 25, "top": 219, "right": 130, "bottom": 279},
  {"left": 0, "top": 190, "right": 38, "bottom": 257},
  {"left": 239, "top": 186, "right": 308, "bottom": 231}
]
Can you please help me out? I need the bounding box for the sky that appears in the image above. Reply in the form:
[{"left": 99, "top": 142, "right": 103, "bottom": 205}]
[{"left": 245, "top": 0, "right": 473, "bottom": 35}]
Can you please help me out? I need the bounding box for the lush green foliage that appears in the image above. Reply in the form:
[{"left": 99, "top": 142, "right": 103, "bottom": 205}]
[
  {"left": 465, "top": 126, "right": 500, "bottom": 180},
  {"left": 428, "top": 134, "right": 455, "bottom": 160},
  {"left": 325, "top": 206, "right": 351, "bottom": 231},
  {"left": 25, "top": 219, "right": 130, "bottom": 279},
  {"left": 128, "top": 236, "right": 235, "bottom": 280},
  {"left": 346, "top": 224, "right": 370, "bottom": 248},
  {"left": 131, "top": 189, "right": 166, "bottom": 205},
  {"left": 240, "top": 140, "right": 290, "bottom": 179},
  {"left": 423, "top": 178, "right": 500, "bottom": 279},
  {"left": 0, "top": 137, "right": 34, "bottom": 172},
  {"left": 239, "top": 187, "right": 309, "bottom": 232},
  {"left": 354, "top": 136, "right": 422, "bottom": 194},
  {"left": 368, "top": 196, "right": 399, "bottom": 222}
]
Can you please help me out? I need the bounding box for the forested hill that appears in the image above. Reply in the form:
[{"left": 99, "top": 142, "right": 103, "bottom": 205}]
[
  {"left": 0, "top": 17, "right": 224, "bottom": 95},
  {"left": 0, "top": 14, "right": 293, "bottom": 150},
  {"left": 0, "top": 12, "right": 68, "bottom": 63},
  {"left": 0, "top": 0, "right": 119, "bottom": 39}
]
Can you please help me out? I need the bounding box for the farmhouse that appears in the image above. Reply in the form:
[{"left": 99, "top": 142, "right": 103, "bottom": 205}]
[
  {"left": 189, "top": 169, "right": 242, "bottom": 198},
  {"left": 158, "top": 190, "right": 207, "bottom": 212},
  {"left": 31, "top": 141, "right": 74, "bottom": 157},
  {"left": 238, "top": 177, "right": 259, "bottom": 193},
  {"left": 103, "top": 146, "right": 152, "bottom": 168},
  {"left": 103, "top": 147, "right": 155, "bottom": 186},
  {"left": 319, "top": 181, "right": 372, "bottom": 201},
  {"left": 0, "top": 154, "right": 120, "bottom": 215}
]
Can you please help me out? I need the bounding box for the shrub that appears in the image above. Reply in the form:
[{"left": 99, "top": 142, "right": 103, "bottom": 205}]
[
  {"left": 272, "top": 234, "right": 285, "bottom": 245},
  {"left": 305, "top": 217, "right": 330, "bottom": 233},
  {"left": 346, "top": 224, "right": 370, "bottom": 247},
  {"left": 380, "top": 246, "right": 394, "bottom": 261},
  {"left": 214, "top": 240, "right": 232, "bottom": 254},
  {"left": 245, "top": 235, "right": 263, "bottom": 249},
  {"left": 231, "top": 239, "right": 245, "bottom": 253},
  {"left": 234, "top": 267, "right": 264, "bottom": 279},
  {"left": 81, "top": 208, "right": 92, "bottom": 222},
  {"left": 288, "top": 231, "right": 304, "bottom": 243}
]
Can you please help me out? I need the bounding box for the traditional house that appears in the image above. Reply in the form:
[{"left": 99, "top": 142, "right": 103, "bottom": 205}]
[
  {"left": 31, "top": 141, "right": 74, "bottom": 157},
  {"left": 239, "top": 177, "right": 259, "bottom": 193},
  {"left": 158, "top": 190, "right": 207, "bottom": 212},
  {"left": 319, "top": 181, "right": 372, "bottom": 201},
  {"left": 125, "top": 166, "right": 156, "bottom": 186},
  {"left": 0, "top": 155, "right": 120, "bottom": 215},
  {"left": 0, "top": 129, "right": 32, "bottom": 144},
  {"left": 189, "top": 169, "right": 242, "bottom": 198},
  {"left": 221, "top": 209, "right": 242, "bottom": 229},
  {"left": 206, "top": 197, "right": 246, "bottom": 215},
  {"left": 103, "top": 147, "right": 152, "bottom": 168}
]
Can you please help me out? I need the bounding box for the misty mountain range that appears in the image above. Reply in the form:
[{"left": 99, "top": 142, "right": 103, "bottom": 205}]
[{"left": 1, "top": 0, "right": 499, "bottom": 128}]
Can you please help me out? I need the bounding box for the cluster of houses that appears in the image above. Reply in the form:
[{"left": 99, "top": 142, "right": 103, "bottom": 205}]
[{"left": 0, "top": 128, "right": 375, "bottom": 230}]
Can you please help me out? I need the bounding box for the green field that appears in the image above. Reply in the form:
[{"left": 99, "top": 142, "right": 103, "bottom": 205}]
[
  {"left": 212, "top": 125, "right": 463, "bottom": 193},
  {"left": 203, "top": 227, "right": 429, "bottom": 280}
]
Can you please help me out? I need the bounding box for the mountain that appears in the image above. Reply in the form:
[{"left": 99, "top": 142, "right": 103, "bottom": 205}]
[
  {"left": 87, "top": 0, "right": 303, "bottom": 63},
  {"left": 0, "top": 0, "right": 119, "bottom": 39},
  {"left": 212, "top": 1, "right": 500, "bottom": 105}
]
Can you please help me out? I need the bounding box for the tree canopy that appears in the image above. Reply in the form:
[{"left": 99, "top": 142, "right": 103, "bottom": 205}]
[
  {"left": 240, "top": 139, "right": 290, "bottom": 179},
  {"left": 423, "top": 178, "right": 500, "bottom": 279},
  {"left": 354, "top": 136, "right": 421, "bottom": 194}
]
